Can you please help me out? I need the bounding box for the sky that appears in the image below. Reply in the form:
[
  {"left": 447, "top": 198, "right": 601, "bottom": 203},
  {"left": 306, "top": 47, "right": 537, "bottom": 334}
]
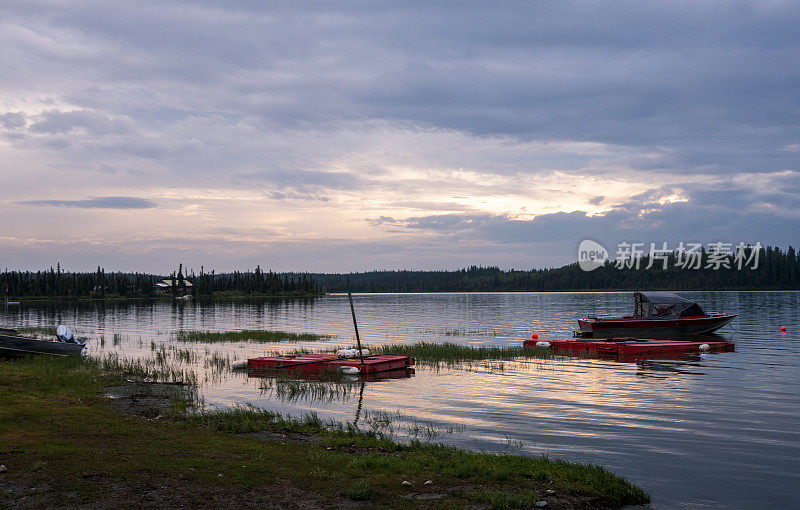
[{"left": 1, "top": 1, "right": 799, "bottom": 273}]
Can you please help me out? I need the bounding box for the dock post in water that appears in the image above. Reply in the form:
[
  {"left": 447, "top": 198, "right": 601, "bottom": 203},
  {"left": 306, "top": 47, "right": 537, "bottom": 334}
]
[{"left": 348, "top": 292, "right": 365, "bottom": 366}]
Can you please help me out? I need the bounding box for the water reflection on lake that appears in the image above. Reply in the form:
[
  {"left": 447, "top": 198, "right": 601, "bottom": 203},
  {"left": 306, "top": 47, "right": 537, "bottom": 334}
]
[{"left": 3, "top": 291, "right": 799, "bottom": 509}]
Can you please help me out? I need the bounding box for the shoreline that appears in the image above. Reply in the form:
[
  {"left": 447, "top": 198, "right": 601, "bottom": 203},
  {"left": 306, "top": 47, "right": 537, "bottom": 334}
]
[
  {"left": 0, "top": 356, "right": 650, "bottom": 509},
  {"left": 5, "top": 287, "right": 799, "bottom": 305},
  {"left": 1, "top": 292, "right": 324, "bottom": 304}
]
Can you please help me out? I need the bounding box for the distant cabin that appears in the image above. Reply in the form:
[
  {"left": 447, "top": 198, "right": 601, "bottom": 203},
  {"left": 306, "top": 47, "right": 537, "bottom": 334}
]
[{"left": 154, "top": 279, "right": 193, "bottom": 294}]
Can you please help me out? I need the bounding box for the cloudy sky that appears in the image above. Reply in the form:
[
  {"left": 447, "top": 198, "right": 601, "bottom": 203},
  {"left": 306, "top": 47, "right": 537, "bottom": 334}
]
[{"left": 1, "top": 1, "right": 798, "bottom": 273}]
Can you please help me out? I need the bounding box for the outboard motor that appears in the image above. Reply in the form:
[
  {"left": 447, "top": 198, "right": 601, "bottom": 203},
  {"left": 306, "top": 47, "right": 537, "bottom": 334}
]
[
  {"left": 56, "top": 324, "right": 74, "bottom": 343},
  {"left": 56, "top": 324, "right": 84, "bottom": 345}
]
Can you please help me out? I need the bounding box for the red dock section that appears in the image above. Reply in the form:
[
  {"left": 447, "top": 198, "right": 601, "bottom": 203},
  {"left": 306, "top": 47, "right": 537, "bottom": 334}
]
[
  {"left": 247, "top": 353, "right": 415, "bottom": 374},
  {"left": 524, "top": 338, "right": 734, "bottom": 361}
]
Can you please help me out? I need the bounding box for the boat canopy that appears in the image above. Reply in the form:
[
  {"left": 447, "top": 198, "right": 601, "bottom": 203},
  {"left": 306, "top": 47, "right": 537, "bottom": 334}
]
[{"left": 633, "top": 292, "right": 705, "bottom": 319}]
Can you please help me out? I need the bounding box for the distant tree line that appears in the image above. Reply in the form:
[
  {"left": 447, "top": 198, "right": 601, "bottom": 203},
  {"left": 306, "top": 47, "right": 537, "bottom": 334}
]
[
  {"left": 313, "top": 245, "right": 799, "bottom": 292},
  {"left": 188, "top": 265, "right": 319, "bottom": 297},
  {"left": 2, "top": 245, "right": 797, "bottom": 298},
  {"left": 1, "top": 264, "right": 159, "bottom": 299},
  {"left": 1, "top": 263, "right": 320, "bottom": 299}
]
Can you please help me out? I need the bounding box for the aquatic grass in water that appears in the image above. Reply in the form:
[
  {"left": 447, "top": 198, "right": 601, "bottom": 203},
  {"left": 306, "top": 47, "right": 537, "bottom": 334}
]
[
  {"left": 370, "top": 341, "right": 552, "bottom": 367},
  {"left": 187, "top": 401, "right": 460, "bottom": 446},
  {"left": 407, "top": 419, "right": 466, "bottom": 440},
  {"left": 94, "top": 352, "right": 199, "bottom": 388},
  {"left": 442, "top": 328, "right": 502, "bottom": 337},
  {"left": 174, "top": 329, "right": 331, "bottom": 343},
  {"left": 259, "top": 377, "right": 353, "bottom": 404},
  {"left": 18, "top": 326, "right": 58, "bottom": 337},
  {"left": 174, "top": 347, "right": 197, "bottom": 364},
  {"left": 205, "top": 351, "right": 231, "bottom": 372},
  {"left": 361, "top": 409, "right": 396, "bottom": 440}
]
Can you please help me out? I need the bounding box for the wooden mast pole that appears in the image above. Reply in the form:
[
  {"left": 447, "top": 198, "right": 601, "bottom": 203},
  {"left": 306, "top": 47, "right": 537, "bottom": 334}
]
[{"left": 348, "top": 292, "right": 365, "bottom": 366}]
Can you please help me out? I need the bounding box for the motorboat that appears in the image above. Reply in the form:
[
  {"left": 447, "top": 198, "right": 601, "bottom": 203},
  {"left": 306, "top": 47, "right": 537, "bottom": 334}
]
[
  {"left": 0, "top": 326, "right": 87, "bottom": 357},
  {"left": 577, "top": 291, "right": 736, "bottom": 338}
]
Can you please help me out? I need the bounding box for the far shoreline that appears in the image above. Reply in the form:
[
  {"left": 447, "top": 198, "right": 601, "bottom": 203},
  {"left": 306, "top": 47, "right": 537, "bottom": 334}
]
[{"left": 4, "top": 287, "right": 799, "bottom": 305}]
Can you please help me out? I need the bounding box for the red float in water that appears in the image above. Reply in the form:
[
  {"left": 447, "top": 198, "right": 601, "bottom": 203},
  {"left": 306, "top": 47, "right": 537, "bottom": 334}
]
[
  {"left": 247, "top": 353, "right": 414, "bottom": 374},
  {"left": 524, "top": 338, "right": 734, "bottom": 362}
]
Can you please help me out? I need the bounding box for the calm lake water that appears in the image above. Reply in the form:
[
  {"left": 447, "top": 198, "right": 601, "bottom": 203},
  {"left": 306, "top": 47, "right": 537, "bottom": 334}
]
[{"left": 3, "top": 291, "right": 799, "bottom": 508}]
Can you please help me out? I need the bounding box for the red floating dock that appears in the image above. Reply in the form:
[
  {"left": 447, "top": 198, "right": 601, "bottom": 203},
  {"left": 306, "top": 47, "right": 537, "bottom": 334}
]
[
  {"left": 247, "top": 353, "right": 415, "bottom": 374},
  {"left": 524, "top": 338, "right": 734, "bottom": 361}
]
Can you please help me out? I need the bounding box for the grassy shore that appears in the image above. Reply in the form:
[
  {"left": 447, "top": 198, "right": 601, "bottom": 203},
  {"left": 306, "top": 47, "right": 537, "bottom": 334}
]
[
  {"left": 0, "top": 356, "right": 649, "bottom": 508},
  {"left": 174, "top": 329, "right": 331, "bottom": 343}
]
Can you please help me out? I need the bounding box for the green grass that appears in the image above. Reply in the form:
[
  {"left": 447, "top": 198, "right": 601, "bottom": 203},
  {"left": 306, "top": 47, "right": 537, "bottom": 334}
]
[
  {"left": 174, "top": 329, "right": 331, "bottom": 343},
  {"left": 0, "top": 356, "right": 649, "bottom": 508},
  {"left": 477, "top": 489, "right": 541, "bottom": 509},
  {"left": 177, "top": 404, "right": 647, "bottom": 507},
  {"left": 182, "top": 404, "right": 285, "bottom": 433},
  {"left": 344, "top": 480, "right": 374, "bottom": 501},
  {"left": 369, "top": 341, "right": 552, "bottom": 367}
]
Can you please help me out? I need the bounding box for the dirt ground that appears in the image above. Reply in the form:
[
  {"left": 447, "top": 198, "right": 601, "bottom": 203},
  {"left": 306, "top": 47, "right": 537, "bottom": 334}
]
[{"left": 103, "top": 380, "right": 186, "bottom": 419}]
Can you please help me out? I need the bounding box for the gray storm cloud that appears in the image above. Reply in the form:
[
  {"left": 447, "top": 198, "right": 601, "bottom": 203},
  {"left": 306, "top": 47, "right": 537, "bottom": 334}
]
[{"left": 17, "top": 197, "right": 157, "bottom": 209}]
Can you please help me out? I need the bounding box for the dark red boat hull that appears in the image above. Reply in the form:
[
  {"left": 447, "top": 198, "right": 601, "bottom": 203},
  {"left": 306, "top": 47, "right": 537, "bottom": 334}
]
[{"left": 577, "top": 314, "right": 736, "bottom": 338}]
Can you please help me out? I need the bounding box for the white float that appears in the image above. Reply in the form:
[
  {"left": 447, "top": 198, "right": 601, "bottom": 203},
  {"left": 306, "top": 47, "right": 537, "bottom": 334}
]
[{"left": 336, "top": 348, "right": 370, "bottom": 358}]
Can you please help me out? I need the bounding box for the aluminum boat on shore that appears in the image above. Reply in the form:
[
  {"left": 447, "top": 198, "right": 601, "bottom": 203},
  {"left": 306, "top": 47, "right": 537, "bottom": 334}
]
[
  {"left": 0, "top": 328, "right": 86, "bottom": 357},
  {"left": 577, "top": 291, "right": 736, "bottom": 338}
]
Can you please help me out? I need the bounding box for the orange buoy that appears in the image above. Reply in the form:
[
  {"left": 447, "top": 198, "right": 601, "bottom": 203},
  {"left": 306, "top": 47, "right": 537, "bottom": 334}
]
[
  {"left": 531, "top": 332, "right": 539, "bottom": 340},
  {"left": 781, "top": 326, "right": 787, "bottom": 333}
]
